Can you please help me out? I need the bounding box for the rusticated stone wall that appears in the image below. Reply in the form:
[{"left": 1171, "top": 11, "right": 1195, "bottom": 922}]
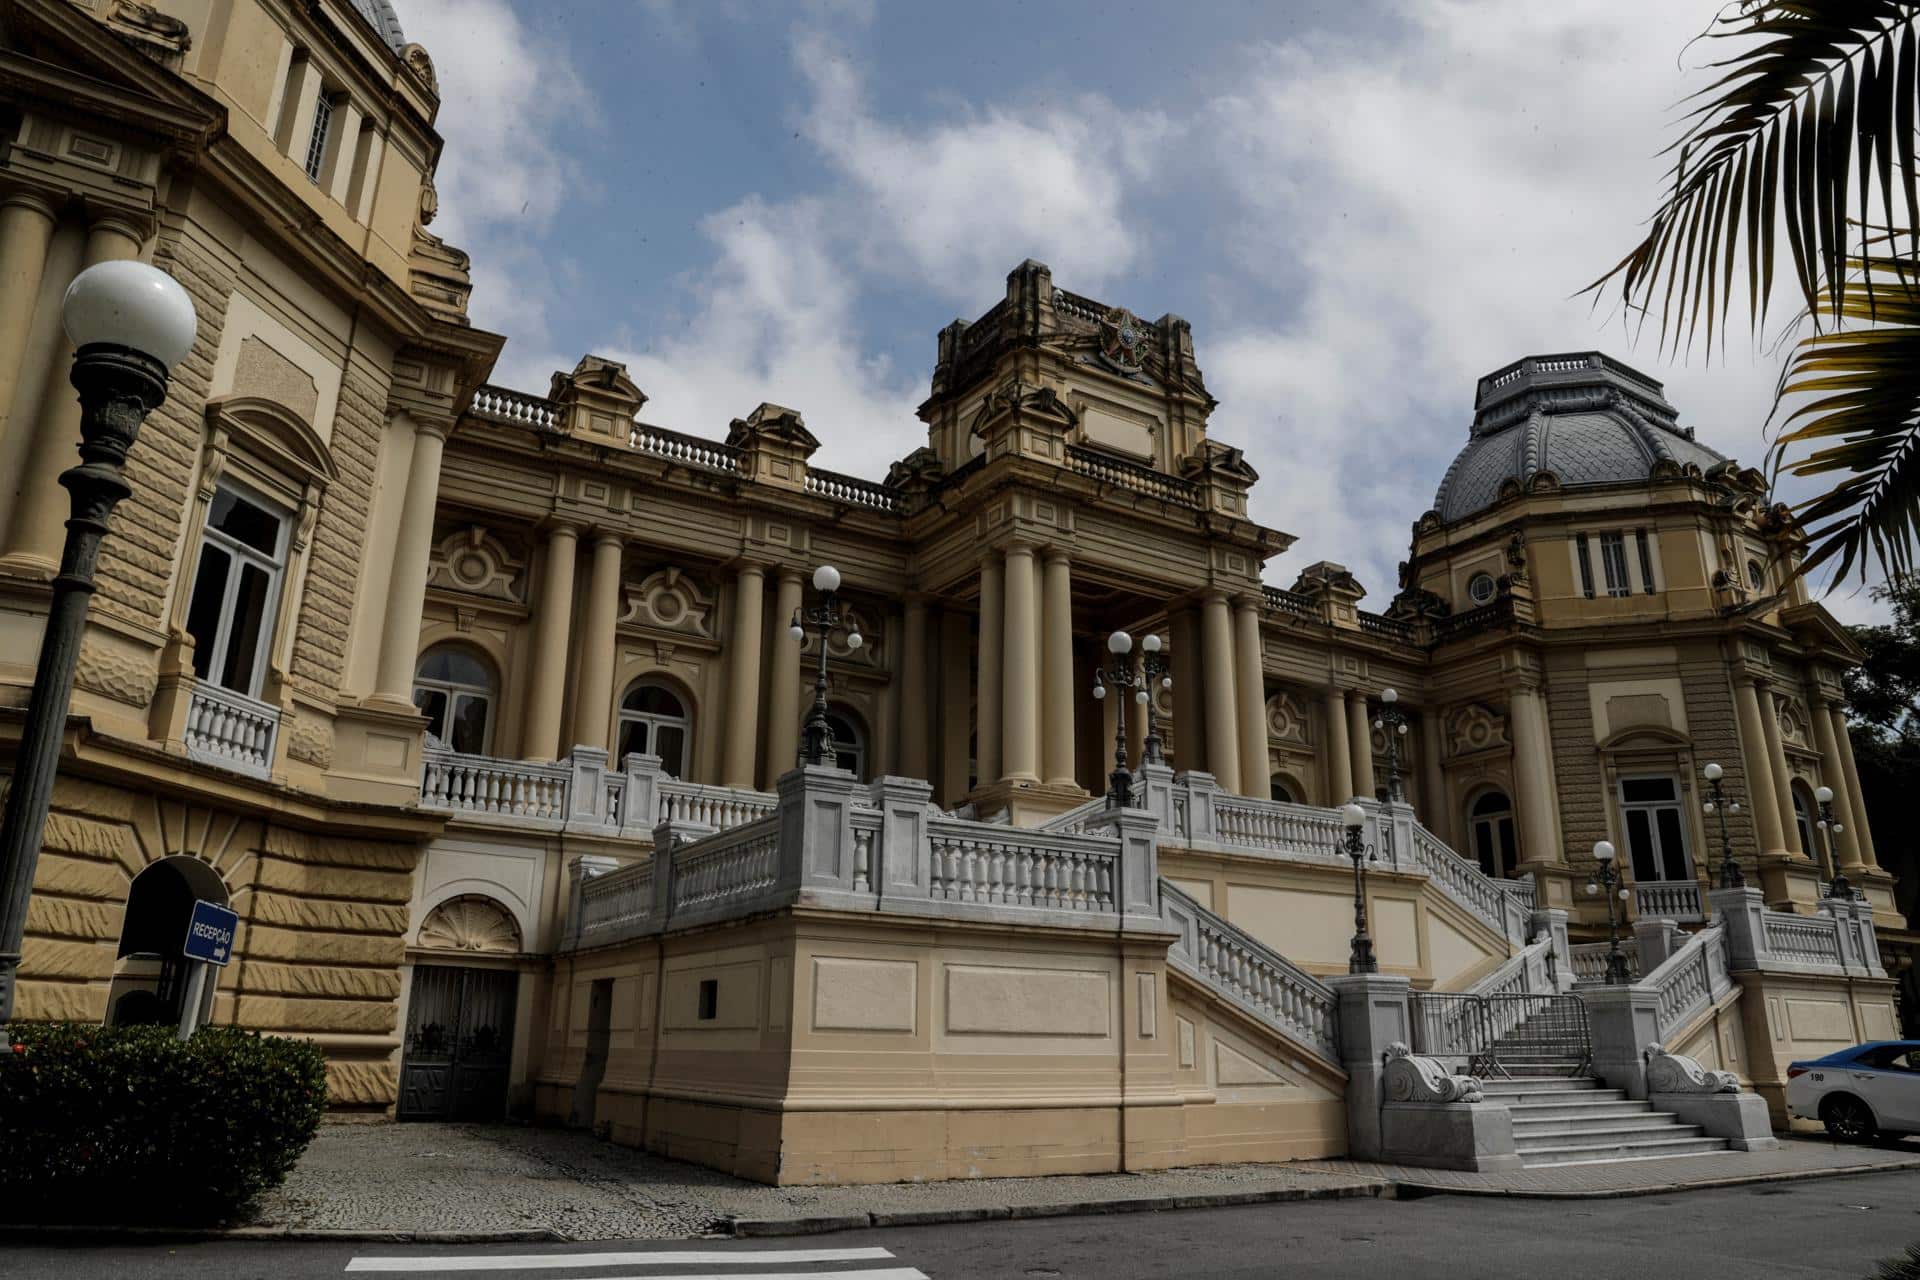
[
  {"left": 1545, "top": 664, "right": 1606, "bottom": 867},
  {"left": 89, "top": 222, "right": 231, "bottom": 634},
  {"left": 10, "top": 772, "right": 419, "bottom": 1111},
  {"left": 1680, "top": 660, "right": 1761, "bottom": 864}
]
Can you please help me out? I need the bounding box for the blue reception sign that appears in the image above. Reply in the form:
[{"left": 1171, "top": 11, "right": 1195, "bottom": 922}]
[{"left": 183, "top": 899, "right": 238, "bottom": 966}]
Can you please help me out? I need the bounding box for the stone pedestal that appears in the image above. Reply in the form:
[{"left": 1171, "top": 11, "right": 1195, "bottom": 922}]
[
  {"left": 1328, "top": 973, "right": 1411, "bottom": 1160},
  {"left": 1379, "top": 1102, "right": 1522, "bottom": 1172},
  {"left": 1582, "top": 984, "right": 1664, "bottom": 1099},
  {"left": 1650, "top": 1092, "right": 1779, "bottom": 1150}
]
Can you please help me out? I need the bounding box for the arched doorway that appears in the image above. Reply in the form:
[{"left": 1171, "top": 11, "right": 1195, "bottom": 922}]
[
  {"left": 826, "top": 705, "right": 868, "bottom": 781},
  {"left": 1467, "top": 790, "right": 1519, "bottom": 879},
  {"left": 108, "top": 856, "right": 229, "bottom": 1028},
  {"left": 398, "top": 895, "right": 522, "bottom": 1122}
]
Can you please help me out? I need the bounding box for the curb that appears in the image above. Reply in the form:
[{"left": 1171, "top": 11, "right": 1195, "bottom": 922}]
[
  {"left": 1390, "top": 1156, "right": 1920, "bottom": 1201},
  {"left": 728, "top": 1179, "right": 1392, "bottom": 1237},
  {"left": 0, "top": 1224, "right": 564, "bottom": 1245}
]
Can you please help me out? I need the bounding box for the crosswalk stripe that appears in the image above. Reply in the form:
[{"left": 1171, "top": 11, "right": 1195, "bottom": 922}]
[{"left": 344, "top": 1246, "right": 898, "bottom": 1272}]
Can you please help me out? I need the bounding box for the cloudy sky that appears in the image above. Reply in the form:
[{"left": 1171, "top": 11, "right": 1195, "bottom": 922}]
[{"left": 399, "top": 0, "right": 1890, "bottom": 624}]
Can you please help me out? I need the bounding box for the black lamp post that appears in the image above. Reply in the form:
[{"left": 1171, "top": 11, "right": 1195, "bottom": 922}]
[
  {"left": 0, "top": 260, "right": 196, "bottom": 1030},
  {"left": 788, "top": 564, "right": 862, "bottom": 768},
  {"left": 1092, "top": 630, "right": 1142, "bottom": 808},
  {"left": 1701, "top": 761, "right": 1745, "bottom": 889},
  {"left": 1372, "top": 686, "right": 1409, "bottom": 803},
  {"left": 1586, "top": 840, "right": 1632, "bottom": 985},
  {"left": 1814, "top": 785, "right": 1852, "bottom": 900},
  {"left": 1340, "top": 801, "right": 1378, "bottom": 974},
  {"left": 1140, "top": 633, "right": 1171, "bottom": 766}
]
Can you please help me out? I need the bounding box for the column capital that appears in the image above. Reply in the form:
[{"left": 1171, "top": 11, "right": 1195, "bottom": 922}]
[
  {"left": 412, "top": 413, "right": 458, "bottom": 443},
  {"left": 1040, "top": 542, "right": 1071, "bottom": 566},
  {"left": 85, "top": 209, "right": 152, "bottom": 245},
  {"left": 588, "top": 528, "right": 625, "bottom": 551},
  {"left": 535, "top": 516, "right": 586, "bottom": 539},
  {"left": 725, "top": 554, "right": 772, "bottom": 577},
  {"left": 0, "top": 186, "right": 58, "bottom": 220}
]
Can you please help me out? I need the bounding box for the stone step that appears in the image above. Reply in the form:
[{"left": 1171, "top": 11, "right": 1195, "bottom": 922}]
[
  {"left": 1479, "top": 1076, "right": 1604, "bottom": 1090},
  {"left": 1505, "top": 1100, "right": 1656, "bottom": 1121},
  {"left": 1480, "top": 1082, "right": 1621, "bottom": 1100},
  {"left": 1518, "top": 1135, "right": 1730, "bottom": 1167},
  {"left": 1512, "top": 1120, "right": 1700, "bottom": 1146}
]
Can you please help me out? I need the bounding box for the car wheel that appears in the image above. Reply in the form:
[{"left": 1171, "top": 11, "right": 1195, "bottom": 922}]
[{"left": 1822, "top": 1094, "right": 1877, "bottom": 1143}]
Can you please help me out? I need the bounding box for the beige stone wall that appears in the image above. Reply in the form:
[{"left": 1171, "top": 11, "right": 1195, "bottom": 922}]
[
  {"left": 533, "top": 911, "right": 1348, "bottom": 1185},
  {"left": 1160, "top": 849, "right": 1509, "bottom": 989},
  {"left": 11, "top": 772, "right": 417, "bottom": 1111},
  {"left": 1734, "top": 971, "right": 1903, "bottom": 1125}
]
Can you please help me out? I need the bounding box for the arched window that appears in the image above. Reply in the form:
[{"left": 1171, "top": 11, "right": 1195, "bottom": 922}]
[
  {"left": 826, "top": 707, "right": 867, "bottom": 781},
  {"left": 1469, "top": 790, "right": 1519, "bottom": 879},
  {"left": 1270, "top": 776, "right": 1294, "bottom": 804},
  {"left": 413, "top": 645, "right": 496, "bottom": 755},
  {"left": 1791, "top": 783, "right": 1817, "bottom": 860},
  {"left": 619, "top": 680, "right": 690, "bottom": 777}
]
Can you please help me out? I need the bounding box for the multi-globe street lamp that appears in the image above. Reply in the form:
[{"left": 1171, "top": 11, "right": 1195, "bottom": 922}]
[
  {"left": 0, "top": 260, "right": 197, "bottom": 1029},
  {"left": 1813, "top": 785, "right": 1852, "bottom": 901},
  {"left": 1585, "top": 840, "right": 1633, "bottom": 985},
  {"left": 1092, "top": 631, "right": 1145, "bottom": 808},
  {"left": 1139, "top": 633, "right": 1171, "bottom": 766},
  {"left": 1339, "top": 801, "right": 1378, "bottom": 974},
  {"left": 1700, "top": 761, "right": 1745, "bottom": 889},
  {"left": 788, "top": 564, "right": 862, "bottom": 768},
  {"left": 1372, "top": 687, "right": 1409, "bottom": 803}
]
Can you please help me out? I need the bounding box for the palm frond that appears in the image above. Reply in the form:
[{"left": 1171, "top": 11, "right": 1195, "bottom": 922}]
[
  {"left": 1587, "top": 2, "right": 1920, "bottom": 351},
  {"left": 1772, "top": 267, "right": 1920, "bottom": 581}
]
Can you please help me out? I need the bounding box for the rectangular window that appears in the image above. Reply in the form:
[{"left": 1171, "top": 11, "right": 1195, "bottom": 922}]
[
  {"left": 697, "top": 979, "right": 718, "bottom": 1021},
  {"left": 1635, "top": 528, "right": 1656, "bottom": 594},
  {"left": 1575, "top": 533, "right": 1595, "bottom": 599},
  {"left": 1619, "top": 775, "right": 1691, "bottom": 883},
  {"left": 304, "top": 91, "right": 337, "bottom": 182},
  {"left": 183, "top": 484, "right": 288, "bottom": 699},
  {"left": 1599, "top": 532, "right": 1631, "bottom": 598}
]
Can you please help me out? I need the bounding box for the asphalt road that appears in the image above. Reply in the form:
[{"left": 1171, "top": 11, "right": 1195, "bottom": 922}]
[{"left": 7, "top": 1170, "right": 1920, "bottom": 1280}]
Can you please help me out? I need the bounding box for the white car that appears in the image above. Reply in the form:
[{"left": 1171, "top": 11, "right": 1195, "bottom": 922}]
[{"left": 1786, "top": 1041, "right": 1920, "bottom": 1142}]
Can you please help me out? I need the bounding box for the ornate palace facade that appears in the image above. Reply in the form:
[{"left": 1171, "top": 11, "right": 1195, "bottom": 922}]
[{"left": 1, "top": 0, "right": 1912, "bottom": 1178}]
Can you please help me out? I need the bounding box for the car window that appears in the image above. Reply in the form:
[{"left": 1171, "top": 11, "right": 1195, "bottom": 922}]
[{"left": 1856, "top": 1046, "right": 1920, "bottom": 1071}]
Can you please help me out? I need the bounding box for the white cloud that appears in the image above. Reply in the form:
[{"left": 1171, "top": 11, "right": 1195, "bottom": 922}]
[
  {"left": 1189, "top": 0, "right": 1878, "bottom": 613},
  {"left": 398, "top": 0, "right": 592, "bottom": 342},
  {"left": 792, "top": 26, "right": 1172, "bottom": 304}
]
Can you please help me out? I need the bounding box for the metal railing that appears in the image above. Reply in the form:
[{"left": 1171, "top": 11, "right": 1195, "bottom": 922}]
[{"left": 1409, "top": 991, "right": 1592, "bottom": 1078}]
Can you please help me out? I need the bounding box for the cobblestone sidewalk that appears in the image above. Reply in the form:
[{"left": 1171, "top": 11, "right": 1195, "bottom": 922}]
[
  {"left": 244, "top": 1124, "right": 1920, "bottom": 1241},
  {"left": 248, "top": 1122, "right": 1387, "bottom": 1241}
]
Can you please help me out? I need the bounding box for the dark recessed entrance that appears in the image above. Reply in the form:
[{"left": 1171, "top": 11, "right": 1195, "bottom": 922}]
[{"left": 397, "top": 964, "right": 518, "bottom": 1121}]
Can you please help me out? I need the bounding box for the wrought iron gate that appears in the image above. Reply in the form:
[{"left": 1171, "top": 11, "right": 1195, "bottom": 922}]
[{"left": 398, "top": 965, "right": 518, "bottom": 1121}]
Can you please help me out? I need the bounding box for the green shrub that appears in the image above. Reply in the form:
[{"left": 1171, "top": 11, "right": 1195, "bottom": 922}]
[
  {"left": 1877, "top": 1244, "right": 1920, "bottom": 1280},
  {"left": 0, "top": 1021, "right": 327, "bottom": 1223}
]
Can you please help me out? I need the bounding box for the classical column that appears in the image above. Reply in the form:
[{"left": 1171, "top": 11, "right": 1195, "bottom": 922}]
[
  {"left": 1200, "top": 591, "right": 1240, "bottom": 793},
  {"left": 1810, "top": 698, "right": 1865, "bottom": 870},
  {"left": 519, "top": 523, "right": 579, "bottom": 760},
  {"left": 1324, "top": 686, "right": 1354, "bottom": 805},
  {"left": 1507, "top": 685, "right": 1561, "bottom": 866},
  {"left": 570, "top": 533, "right": 624, "bottom": 753},
  {"left": 1232, "top": 597, "right": 1268, "bottom": 798},
  {"left": 898, "top": 595, "right": 931, "bottom": 781},
  {"left": 1732, "top": 677, "right": 1787, "bottom": 856},
  {"left": 0, "top": 191, "right": 57, "bottom": 456},
  {"left": 372, "top": 418, "right": 452, "bottom": 701},
  {"left": 720, "top": 562, "right": 766, "bottom": 788},
  {"left": 1757, "top": 687, "right": 1803, "bottom": 856},
  {"left": 1420, "top": 709, "right": 1449, "bottom": 843},
  {"left": 1001, "top": 542, "right": 1040, "bottom": 783},
  {"left": 1829, "top": 703, "right": 1880, "bottom": 869},
  {"left": 938, "top": 608, "right": 971, "bottom": 803},
  {"left": 1169, "top": 607, "right": 1205, "bottom": 771},
  {"left": 976, "top": 554, "right": 1004, "bottom": 786},
  {"left": 762, "top": 567, "right": 804, "bottom": 788},
  {"left": 2, "top": 214, "right": 143, "bottom": 571},
  {"left": 1039, "top": 549, "right": 1075, "bottom": 787},
  {"left": 1346, "top": 691, "right": 1377, "bottom": 802}
]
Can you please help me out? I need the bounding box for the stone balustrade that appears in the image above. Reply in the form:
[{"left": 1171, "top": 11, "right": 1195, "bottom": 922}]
[
  {"left": 657, "top": 779, "right": 777, "bottom": 831},
  {"left": 1633, "top": 878, "right": 1705, "bottom": 922},
  {"left": 1570, "top": 938, "right": 1642, "bottom": 984},
  {"left": 182, "top": 679, "right": 281, "bottom": 779},
  {"left": 669, "top": 818, "right": 781, "bottom": 914},
  {"left": 1161, "top": 882, "right": 1340, "bottom": 1062},
  {"left": 576, "top": 860, "right": 653, "bottom": 943},
  {"left": 926, "top": 822, "right": 1118, "bottom": 913},
  {"left": 420, "top": 746, "right": 570, "bottom": 823}
]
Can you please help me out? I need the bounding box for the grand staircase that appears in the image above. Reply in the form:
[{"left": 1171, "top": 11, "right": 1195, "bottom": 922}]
[{"left": 1483, "top": 1077, "right": 1730, "bottom": 1167}]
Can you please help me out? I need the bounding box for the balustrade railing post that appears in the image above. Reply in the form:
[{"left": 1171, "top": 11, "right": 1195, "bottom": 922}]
[
  {"left": 775, "top": 763, "right": 860, "bottom": 902},
  {"left": 1706, "top": 885, "right": 1767, "bottom": 970},
  {"left": 869, "top": 775, "right": 933, "bottom": 906},
  {"left": 1327, "top": 973, "right": 1410, "bottom": 1160},
  {"left": 622, "top": 752, "right": 664, "bottom": 834},
  {"left": 1633, "top": 917, "right": 1683, "bottom": 973},
  {"left": 1108, "top": 807, "right": 1161, "bottom": 925},
  {"left": 1531, "top": 907, "right": 1572, "bottom": 992},
  {"left": 1179, "top": 770, "right": 1220, "bottom": 845},
  {"left": 565, "top": 745, "right": 610, "bottom": 828}
]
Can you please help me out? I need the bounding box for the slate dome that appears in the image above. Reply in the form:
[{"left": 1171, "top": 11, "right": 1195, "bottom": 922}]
[
  {"left": 349, "top": 0, "right": 405, "bottom": 51},
  {"left": 1430, "top": 352, "right": 1727, "bottom": 524}
]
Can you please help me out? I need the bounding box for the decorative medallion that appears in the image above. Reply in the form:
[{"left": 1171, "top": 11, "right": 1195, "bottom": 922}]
[{"left": 1098, "top": 307, "right": 1150, "bottom": 373}]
